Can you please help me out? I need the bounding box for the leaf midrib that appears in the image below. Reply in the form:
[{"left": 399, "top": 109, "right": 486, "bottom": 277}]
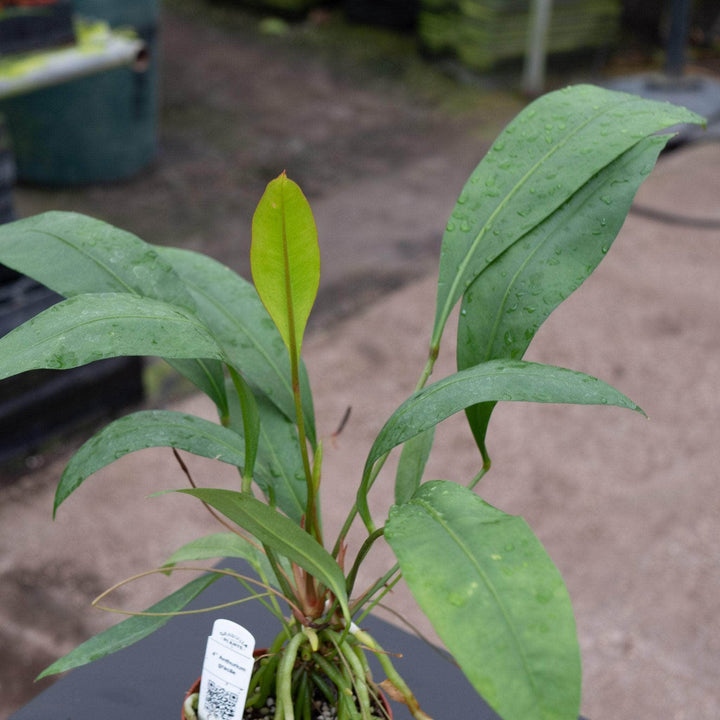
[
  {"left": 437, "top": 95, "right": 637, "bottom": 341},
  {"left": 30, "top": 228, "right": 146, "bottom": 296}
]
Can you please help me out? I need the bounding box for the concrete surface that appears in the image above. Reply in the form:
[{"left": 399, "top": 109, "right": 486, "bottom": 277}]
[{"left": 1, "top": 4, "right": 719, "bottom": 720}]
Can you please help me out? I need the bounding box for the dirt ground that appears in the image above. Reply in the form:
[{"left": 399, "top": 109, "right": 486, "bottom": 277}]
[{"left": 1, "top": 2, "right": 719, "bottom": 720}]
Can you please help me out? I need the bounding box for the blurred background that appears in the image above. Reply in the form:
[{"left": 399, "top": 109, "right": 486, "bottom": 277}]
[{"left": 0, "top": 1, "right": 719, "bottom": 719}]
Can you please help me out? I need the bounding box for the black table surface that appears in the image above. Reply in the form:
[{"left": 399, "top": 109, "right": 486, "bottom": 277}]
[{"left": 11, "top": 559, "right": 586, "bottom": 719}]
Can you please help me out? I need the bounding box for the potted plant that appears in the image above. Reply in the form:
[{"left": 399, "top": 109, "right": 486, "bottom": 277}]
[{"left": 0, "top": 84, "right": 704, "bottom": 720}]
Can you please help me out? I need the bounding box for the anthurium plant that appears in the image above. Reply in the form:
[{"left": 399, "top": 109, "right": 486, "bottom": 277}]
[{"left": 0, "top": 85, "right": 704, "bottom": 720}]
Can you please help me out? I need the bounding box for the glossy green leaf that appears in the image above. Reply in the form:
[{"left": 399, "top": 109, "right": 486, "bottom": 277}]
[
  {"left": 37, "top": 573, "right": 220, "bottom": 679},
  {"left": 158, "top": 245, "right": 317, "bottom": 447},
  {"left": 251, "top": 173, "right": 320, "bottom": 355},
  {"left": 176, "top": 488, "right": 349, "bottom": 621},
  {"left": 394, "top": 427, "right": 435, "bottom": 505},
  {"left": 55, "top": 410, "right": 248, "bottom": 513},
  {"left": 385, "top": 481, "right": 580, "bottom": 720},
  {"left": 456, "top": 135, "right": 670, "bottom": 453},
  {"left": 227, "top": 386, "right": 307, "bottom": 523},
  {"left": 360, "top": 360, "right": 641, "bottom": 525},
  {"left": 433, "top": 84, "right": 705, "bottom": 345},
  {"left": 0, "top": 213, "right": 230, "bottom": 414},
  {"left": 0, "top": 293, "right": 225, "bottom": 381},
  {"left": 229, "top": 367, "right": 261, "bottom": 484},
  {"left": 0, "top": 211, "right": 196, "bottom": 310}
]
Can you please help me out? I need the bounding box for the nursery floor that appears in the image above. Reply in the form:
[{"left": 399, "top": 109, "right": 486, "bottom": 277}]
[{"left": 1, "top": 3, "right": 720, "bottom": 720}]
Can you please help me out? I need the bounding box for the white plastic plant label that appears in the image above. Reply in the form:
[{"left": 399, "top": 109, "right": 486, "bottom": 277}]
[{"left": 198, "top": 619, "right": 256, "bottom": 720}]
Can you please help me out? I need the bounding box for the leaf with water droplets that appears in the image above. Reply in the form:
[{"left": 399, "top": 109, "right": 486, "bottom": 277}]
[
  {"left": 0, "top": 293, "right": 225, "bottom": 382},
  {"left": 385, "top": 481, "right": 581, "bottom": 720},
  {"left": 0, "top": 213, "right": 235, "bottom": 418},
  {"left": 456, "top": 135, "right": 669, "bottom": 455},
  {"left": 55, "top": 410, "right": 249, "bottom": 513},
  {"left": 0, "top": 212, "right": 196, "bottom": 309},
  {"left": 358, "top": 360, "right": 643, "bottom": 524},
  {"left": 433, "top": 84, "right": 705, "bottom": 347}
]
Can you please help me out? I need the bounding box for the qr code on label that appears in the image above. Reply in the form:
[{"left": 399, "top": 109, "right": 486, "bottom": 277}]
[{"left": 204, "top": 679, "right": 239, "bottom": 720}]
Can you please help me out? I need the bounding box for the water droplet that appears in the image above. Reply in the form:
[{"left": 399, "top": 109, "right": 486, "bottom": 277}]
[
  {"left": 601, "top": 196, "right": 613, "bottom": 205},
  {"left": 446, "top": 221, "right": 456, "bottom": 232}
]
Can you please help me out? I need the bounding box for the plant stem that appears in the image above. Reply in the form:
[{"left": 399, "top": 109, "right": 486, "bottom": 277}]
[
  {"left": 352, "top": 567, "right": 402, "bottom": 623},
  {"left": 277, "top": 631, "right": 307, "bottom": 720},
  {"left": 467, "top": 450, "right": 492, "bottom": 490},
  {"left": 349, "top": 628, "right": 433, "bottom": 720},
  {"left": 345, "top": 528, "right": 384, "bottom": 595},
  {"left": 327, "top": 631, "right": 372, "bottom": 719},
  {"left": 414, "top": 343, "right": 439, "bottom": 393}
]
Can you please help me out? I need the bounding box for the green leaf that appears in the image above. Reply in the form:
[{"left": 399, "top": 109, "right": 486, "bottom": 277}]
[
  {"left": 229, "top": 367, "right": 261, "bottom": 484},
  {"left": 227, "top": 387, "right": 307, "bottom": 523},
  {"left": 456, "top": 135, "right": 670, "bottom": 453},
  {"left": 37, "top": 573, "right": 220, "bottom": 679},
  {"left": 360, "top": 360, "right": 642, "bottom": 525},
  {"left": 0, "top": 293, "right": 225, "bottom": 381},
  {"left": 55, "top": 410, "right": 247, "bottom": 513},
  {"left": 158, "top": 245, "right": 317, "bottom": 447},
  {"left": 0, "top": 214, "right": 230, "bottom": 414},
  {"left": 385, "top": 481, "right": 580, "bottom": 720},
  {"left": 251, "top": 173, "right": 320, "bottom": 355},
  {"left": 433, "top": 84, "right": 705, "bottom": 345},
  {"left": 394, "top": 427, "right": 435, "bottom": 505},
  {"left": 0, "top": 211, "right": 196, "bottom": 310},
  {"left": 176, "top": 488, "right": 349, "bottom": 621}
]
